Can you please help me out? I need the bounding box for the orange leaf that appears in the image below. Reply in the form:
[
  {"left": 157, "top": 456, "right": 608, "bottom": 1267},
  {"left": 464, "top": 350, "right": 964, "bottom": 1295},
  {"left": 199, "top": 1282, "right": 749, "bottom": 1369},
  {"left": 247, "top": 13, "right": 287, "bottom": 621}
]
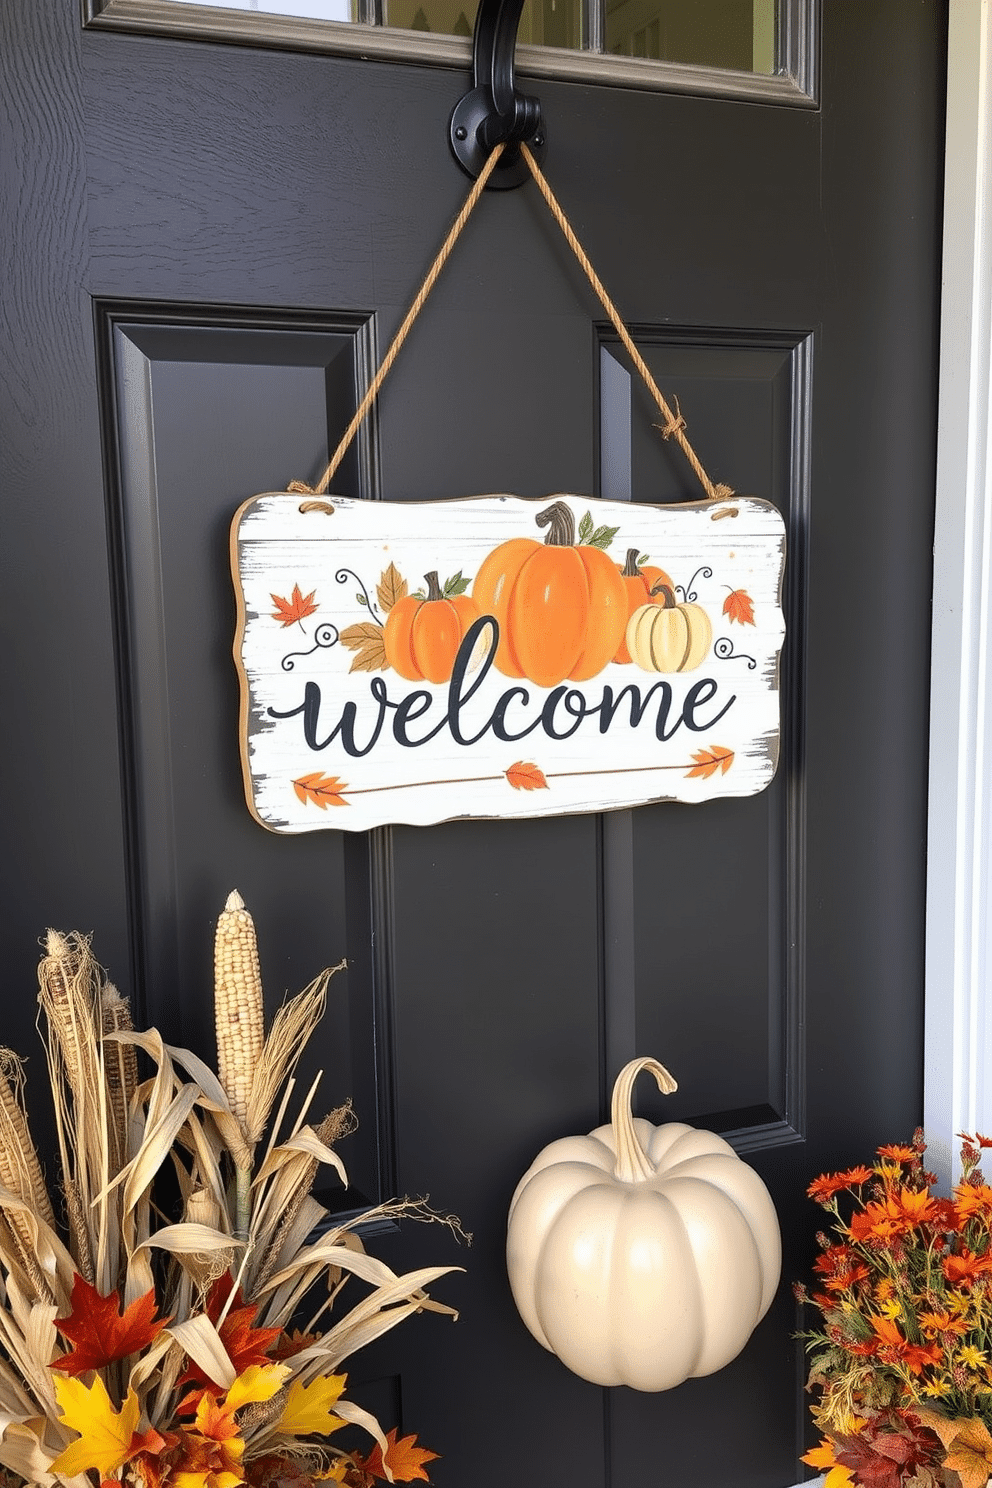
[
  {"left": 505, "top": 761, "right": 548, "bottom": 792},
  {"left": 53, "top": 1274, "right": 167, "bottom": 1375},
  {"left": 358, "top": 1428, "right": 440, "bottom": 1483},
  {"left": 271, "top": 584, "right": 318, "bottom": 628},
  {"left": 340, "top": 622, "right": 388, "bottom": 673},
  {"left": 178, "top": 1277, "right": 282, "bottom": 1393},
  {"left": 293, "top": 773, "right": 349, "bottom": 809},
  {"left": 685, "top": 746, "right": 735, "bottom": 780},
  {"left": 376, "top": 562, "right": 408, "bottom": 614},
  {"left": 722, "top": 588, "right": 755, "bottom": 625}
]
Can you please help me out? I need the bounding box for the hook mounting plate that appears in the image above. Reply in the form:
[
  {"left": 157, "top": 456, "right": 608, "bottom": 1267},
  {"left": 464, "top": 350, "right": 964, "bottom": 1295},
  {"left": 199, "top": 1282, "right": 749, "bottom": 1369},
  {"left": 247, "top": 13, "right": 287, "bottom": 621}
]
[{"left": 450, "top": 86, "right": 545, "bottom": 189}]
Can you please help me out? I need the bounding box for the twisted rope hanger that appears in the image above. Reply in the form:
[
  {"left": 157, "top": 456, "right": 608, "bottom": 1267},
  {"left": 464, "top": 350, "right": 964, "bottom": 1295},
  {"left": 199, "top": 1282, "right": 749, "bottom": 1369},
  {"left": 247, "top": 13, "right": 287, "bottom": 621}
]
[{"left": 291, "top": 140, "right": 732, "bottom": 504}]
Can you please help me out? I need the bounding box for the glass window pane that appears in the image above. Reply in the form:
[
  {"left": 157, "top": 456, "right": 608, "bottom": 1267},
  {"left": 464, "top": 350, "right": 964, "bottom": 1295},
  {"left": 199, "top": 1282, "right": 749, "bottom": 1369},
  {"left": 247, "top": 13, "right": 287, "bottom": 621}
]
[
  {"left": 606, "top": 0, "right": 777, "bottom": 72},
  {"left": 163, "top": 0, "right": 777, "bottom": 71},
  {"left": 167, "top": 0, "right": 359, "bottom": 19}
]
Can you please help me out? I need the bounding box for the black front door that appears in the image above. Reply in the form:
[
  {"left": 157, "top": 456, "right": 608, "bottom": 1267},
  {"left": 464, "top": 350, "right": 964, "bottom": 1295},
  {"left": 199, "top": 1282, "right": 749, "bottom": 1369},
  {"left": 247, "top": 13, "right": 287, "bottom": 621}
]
[{"left": 2, "top": 4, "right": 945, "bottom": 1483}]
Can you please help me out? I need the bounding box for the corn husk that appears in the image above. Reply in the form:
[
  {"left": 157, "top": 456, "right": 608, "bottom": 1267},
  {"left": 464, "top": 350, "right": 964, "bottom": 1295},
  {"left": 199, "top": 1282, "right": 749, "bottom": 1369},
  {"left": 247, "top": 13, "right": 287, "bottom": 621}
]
[{"left": 0, "top": 894, "right": 462, "bottom": 1488}]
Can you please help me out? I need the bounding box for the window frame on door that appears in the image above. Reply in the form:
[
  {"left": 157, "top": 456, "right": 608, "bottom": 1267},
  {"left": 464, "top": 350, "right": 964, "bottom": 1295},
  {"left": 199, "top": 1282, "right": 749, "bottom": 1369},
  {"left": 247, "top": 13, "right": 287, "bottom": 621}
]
[{"left": 82, "top": 0, "right": 819, "bottom": 106}]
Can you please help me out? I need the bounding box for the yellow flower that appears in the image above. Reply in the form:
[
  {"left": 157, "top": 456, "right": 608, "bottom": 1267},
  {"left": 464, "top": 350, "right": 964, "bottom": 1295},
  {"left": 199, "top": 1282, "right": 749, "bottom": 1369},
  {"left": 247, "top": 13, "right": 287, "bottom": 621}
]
[
  {"left": 956, "top": 1343, "right": 988, "bottom": 1370},
  {"left": 879, "top": 1298, "right": 902, "bottom": 1321},
  {"left": 921, "top": 1377, "right": 953, "bottom": 1397}
]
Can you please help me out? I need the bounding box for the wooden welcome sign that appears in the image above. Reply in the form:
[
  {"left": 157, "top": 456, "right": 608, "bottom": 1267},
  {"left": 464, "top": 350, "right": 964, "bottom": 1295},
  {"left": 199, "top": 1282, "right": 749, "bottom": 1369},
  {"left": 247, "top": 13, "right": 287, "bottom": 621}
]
[{"left": 231, "top": 492, "right": 786, "bottom": 832}]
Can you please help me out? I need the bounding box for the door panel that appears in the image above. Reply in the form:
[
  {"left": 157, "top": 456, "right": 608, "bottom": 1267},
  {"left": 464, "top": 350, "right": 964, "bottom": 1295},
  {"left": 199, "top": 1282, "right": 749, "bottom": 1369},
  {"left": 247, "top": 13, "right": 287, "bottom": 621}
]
[{"left": 2, "top": 4, "right": 945, "bottom": 1486}]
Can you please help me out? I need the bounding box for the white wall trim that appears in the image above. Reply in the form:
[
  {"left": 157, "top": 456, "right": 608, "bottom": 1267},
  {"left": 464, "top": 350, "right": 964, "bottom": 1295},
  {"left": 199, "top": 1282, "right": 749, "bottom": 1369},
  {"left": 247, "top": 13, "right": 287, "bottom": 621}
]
[{"left": 925, "top": 0, "right": 992, "bottom": 1186}]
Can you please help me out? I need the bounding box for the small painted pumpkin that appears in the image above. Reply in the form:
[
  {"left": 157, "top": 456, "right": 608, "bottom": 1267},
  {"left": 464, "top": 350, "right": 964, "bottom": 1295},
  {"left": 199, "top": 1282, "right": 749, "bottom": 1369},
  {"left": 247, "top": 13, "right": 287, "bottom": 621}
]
[
  {"left": 626, "top": 585, "right": 712, "bottom": 672},
  {"left": 614, "top": 547, "right": 674, "bottom": 663},
  {"left": 505, "top": 1057, "right": 781, "bottom": 1391},
  {"left": 472, "top": 500, "right": 627, "bottom": 687},
  {"left": 384, "top": 570, "right": 483, "bottom": 683}
]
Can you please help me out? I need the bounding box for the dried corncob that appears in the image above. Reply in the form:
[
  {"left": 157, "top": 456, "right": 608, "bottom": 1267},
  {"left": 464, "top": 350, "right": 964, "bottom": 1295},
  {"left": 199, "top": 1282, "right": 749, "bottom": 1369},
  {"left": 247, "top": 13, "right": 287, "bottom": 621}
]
[
  {"left": 64, "top": 1178, "right": 95, "bottom": 1283},
  {"left": 37, "top": 930, "right": 101, "bottom": 1104},
  {"left": 0, "top": 1051, "right": 55, "bottom": 1232},
  {"left": 0, "top": 1213, "right": 53, "bottom": 1306},
  {"left": 214, "top": 891, "right": 265, "bottom": 1136},
  {"left": 100, "top": 984, "right": 138, "bottom": 1176}
]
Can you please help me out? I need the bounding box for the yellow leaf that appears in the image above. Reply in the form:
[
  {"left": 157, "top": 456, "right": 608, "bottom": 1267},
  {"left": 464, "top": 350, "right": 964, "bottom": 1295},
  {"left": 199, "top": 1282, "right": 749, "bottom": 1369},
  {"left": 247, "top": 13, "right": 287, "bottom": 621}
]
[
  {"left": 50, "top": 1375, "right": 140, "bottom": 1476},
  {"left": 224, "top": 1363, "right": 290, "bottom": 1413},
  {"left": 276, "top": 1373, "right": 348, "bottom": 1437}
]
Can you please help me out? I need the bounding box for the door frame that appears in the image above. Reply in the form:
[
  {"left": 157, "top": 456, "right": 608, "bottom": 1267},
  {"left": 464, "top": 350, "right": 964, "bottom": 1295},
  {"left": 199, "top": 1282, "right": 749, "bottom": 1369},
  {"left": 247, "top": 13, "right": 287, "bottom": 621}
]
[{"left": 926, "top": 0, "right": 992, "bottom": 1184}]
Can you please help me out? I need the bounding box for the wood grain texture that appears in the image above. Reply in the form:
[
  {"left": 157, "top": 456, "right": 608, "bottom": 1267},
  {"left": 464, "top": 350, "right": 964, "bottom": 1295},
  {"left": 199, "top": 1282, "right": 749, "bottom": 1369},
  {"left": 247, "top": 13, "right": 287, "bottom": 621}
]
[
  {"left": 233, "top": 492, "right": 786, "bottom": 829},
  {"left": 0, "top": 0, "right": 130, "bottom": 1021}
]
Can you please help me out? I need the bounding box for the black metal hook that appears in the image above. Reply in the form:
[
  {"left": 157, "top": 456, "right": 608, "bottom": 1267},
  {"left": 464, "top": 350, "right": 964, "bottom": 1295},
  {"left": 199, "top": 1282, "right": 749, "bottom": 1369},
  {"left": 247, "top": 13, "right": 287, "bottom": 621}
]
[{"left": 449, "top": 0, "right": 546, "bottom": 189}]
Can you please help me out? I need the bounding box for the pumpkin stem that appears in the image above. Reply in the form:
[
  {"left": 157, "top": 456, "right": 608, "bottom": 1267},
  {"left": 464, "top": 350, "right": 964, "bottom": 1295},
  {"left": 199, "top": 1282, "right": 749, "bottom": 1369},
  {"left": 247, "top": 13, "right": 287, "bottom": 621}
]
[
  {"left": 536, "top": 500, "right": 576, "bottom": 547},
  {"left": 622, "top": 547, "right": 642, "bottom": 578},
  {"left": 424, "top": 571, "right": 444, "bottom": 602},
  {"left": 650, "top": 581, "right": 677, "bottom": 609},
  {"left": 611, "top": 1056, "right": 678, "bottom": 1184}
]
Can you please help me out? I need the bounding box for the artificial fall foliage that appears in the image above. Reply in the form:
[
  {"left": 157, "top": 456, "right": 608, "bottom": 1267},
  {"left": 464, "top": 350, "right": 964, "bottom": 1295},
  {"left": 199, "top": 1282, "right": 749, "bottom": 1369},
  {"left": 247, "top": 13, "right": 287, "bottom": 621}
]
[
  {"left": 798, "top": 1131, "right": 992, "bottom": 1488},
  {"left": 0, "top": 896, "right": 459, "bottom": 1488}
]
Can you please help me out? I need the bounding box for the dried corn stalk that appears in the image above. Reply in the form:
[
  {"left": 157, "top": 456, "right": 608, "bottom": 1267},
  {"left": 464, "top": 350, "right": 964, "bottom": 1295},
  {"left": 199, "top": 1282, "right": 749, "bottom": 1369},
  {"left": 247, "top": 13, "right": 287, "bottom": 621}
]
[{"left": 0, "top": 893, "right": 461, "bottom": 1488}]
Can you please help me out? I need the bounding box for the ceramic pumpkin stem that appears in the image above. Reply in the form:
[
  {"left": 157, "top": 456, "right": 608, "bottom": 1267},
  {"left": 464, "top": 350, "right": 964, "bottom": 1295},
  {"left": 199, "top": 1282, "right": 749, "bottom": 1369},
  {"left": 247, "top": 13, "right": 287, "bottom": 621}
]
[
  {"left": 611, "top": 1056, "right": 679, "bottom": 1183},
  {"left": 621, "top": 547, "right": 642, "bottom": 577},
  {"left": 424, "top": 570, "right": 444, "bottom": 601},
  {"left": 535, "top": 499, "right": 576, "bottom": 547}
]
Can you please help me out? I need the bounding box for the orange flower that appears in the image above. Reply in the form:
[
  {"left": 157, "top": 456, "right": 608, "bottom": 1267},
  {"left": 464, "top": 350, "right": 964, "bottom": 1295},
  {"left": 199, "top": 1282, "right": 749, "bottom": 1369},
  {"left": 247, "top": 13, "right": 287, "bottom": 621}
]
[
  {"left": 918, "top": 1309, "right": 969, "bottom": 1339},
  {"left": 848, "top": 1187, "right": 937, "bottom": 1242},
  {"left": 868, "top": 1316, "right": 942, "bottom": 1375},
  {"left": 942, "top": 1247, "right": 992, "bottom": 1285},
  {"left": 877, "top": 1144, "right": 916, "bottom": 1162},
  {"left": 808, "top": 1167, "right": 874, "bottom": 1201},
  {"left": 954, "top": 1184, "right": 992, "bottom": 1221}
]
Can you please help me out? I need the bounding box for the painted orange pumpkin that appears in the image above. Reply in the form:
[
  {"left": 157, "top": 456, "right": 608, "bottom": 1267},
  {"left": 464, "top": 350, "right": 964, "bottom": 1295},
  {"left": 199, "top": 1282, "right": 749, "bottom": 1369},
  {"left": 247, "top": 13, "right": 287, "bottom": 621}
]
[
  {"left": 384, "top": 571, "right": 482, "bottom": 684},
  {"left": 472, "top": 501, "right": 627, "bottom": 688},
  {"left": 614, "top": 548, "right": 674, "bottom": 664}
]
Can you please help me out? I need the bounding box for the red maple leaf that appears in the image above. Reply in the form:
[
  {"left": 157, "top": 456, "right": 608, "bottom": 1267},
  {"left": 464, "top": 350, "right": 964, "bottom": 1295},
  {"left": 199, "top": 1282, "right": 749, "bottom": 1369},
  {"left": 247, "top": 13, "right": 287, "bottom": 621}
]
[
  {"left": 356, "top": 1428, "right": 439, "bottom": 1483},
  {"left": 177, "top": 1277, "right": 281, "bottom": 1392},
  {"left": 293, "top": 773, "right": 349, "bottom": 808},
  {"left": 722, "top": 588, "right": 755, "bottom": 625},
  {"left": 505, "top": 761, "right": 548, "bottom": 792},
  {"left": 52, "top": 1273, "right": 168, "bottom": 1375},
  {"left": 685, "top": 746, "right": 734, "bottom": 779},
  {"left": 271, "top": 584, "right": 318, "bottom": 627}
]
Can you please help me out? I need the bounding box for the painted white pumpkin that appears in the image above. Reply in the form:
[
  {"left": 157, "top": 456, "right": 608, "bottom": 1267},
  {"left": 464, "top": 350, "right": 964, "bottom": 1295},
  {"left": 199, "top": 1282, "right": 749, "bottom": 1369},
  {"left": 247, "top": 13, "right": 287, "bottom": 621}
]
[{"left": 506, "top": 1057, "right": 781, "bottom": 1391}]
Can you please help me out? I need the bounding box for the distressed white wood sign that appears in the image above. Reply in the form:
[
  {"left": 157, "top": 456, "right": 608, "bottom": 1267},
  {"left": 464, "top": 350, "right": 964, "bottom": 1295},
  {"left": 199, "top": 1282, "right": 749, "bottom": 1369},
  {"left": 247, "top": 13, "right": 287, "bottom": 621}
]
[{"left": 231, "top": 492, "right": 786, "bottom": 832}]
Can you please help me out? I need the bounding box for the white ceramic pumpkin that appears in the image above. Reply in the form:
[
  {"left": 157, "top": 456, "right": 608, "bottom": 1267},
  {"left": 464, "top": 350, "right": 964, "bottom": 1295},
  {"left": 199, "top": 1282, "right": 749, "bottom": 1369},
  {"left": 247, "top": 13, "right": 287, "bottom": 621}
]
[{"left": 506, "top": 1056, "right": 781, "bottom": 1391}]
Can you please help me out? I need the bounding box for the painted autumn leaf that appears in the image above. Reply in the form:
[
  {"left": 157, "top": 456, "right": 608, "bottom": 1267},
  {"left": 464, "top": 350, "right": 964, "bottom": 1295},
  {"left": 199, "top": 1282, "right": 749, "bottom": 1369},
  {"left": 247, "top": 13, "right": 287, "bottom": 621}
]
[
  {"left": 723, "top": 588, "right": 755, "bottom": 626},
  {"left": 271, "top": 584, "right": 318, "bottom": 628},
  {"left": 685, "top": 745, "right": 735, "bottom": 780},
  {"left": 340, "top": 622, "right": 387, "bottom": 673},
  {"left": 276, "top": 1373, "right": 348, "bottom": 1437},
  {"left": 506, "top": 761, "right": 549, "bottom": 791},
  {"left": 53, "top": 1273, "right": 167, "bottom": 1375},
  {"left": 293, "top": 773, "right": 349, "bottom": 809},
  {"left": 358, "top": 1427, "right": 440, "bottom": 1483},
  {"left": 50, "top": 1375, "right": 142, "bottom": 1477},
  {"left": 376, "top": 562, "right": 408, "bottom": 614}
]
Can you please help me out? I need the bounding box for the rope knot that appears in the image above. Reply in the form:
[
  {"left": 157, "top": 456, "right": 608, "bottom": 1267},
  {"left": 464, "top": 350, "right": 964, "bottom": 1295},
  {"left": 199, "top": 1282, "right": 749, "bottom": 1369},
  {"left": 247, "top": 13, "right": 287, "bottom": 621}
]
[
  {"left": 287, "top": 480, "right": 316, "bottom": 494},
  {"left": 658, "top": 413, "right": 686, "bottom": 442}
]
